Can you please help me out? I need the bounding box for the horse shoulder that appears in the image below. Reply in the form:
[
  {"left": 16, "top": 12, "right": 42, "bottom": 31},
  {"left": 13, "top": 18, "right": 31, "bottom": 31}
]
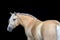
[{"left": 31, "top": 22, "right": 43, "bottom": 40}]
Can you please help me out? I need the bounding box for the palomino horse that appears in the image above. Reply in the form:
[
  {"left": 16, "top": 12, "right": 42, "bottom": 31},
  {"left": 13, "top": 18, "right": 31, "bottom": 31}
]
[{"left": 7, "top": 12, "right": 60, "bottom": 40}]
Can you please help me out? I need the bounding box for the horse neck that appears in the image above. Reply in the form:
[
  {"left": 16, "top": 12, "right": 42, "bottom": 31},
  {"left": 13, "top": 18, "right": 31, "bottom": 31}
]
[{"left": 17, "top": 13, "right": 42, "bottom": 29}]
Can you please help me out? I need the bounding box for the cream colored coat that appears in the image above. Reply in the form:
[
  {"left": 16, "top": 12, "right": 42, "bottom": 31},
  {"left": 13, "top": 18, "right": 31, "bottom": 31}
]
[{"left": 16, "top": 13, "right": 60, "bottom": 40}]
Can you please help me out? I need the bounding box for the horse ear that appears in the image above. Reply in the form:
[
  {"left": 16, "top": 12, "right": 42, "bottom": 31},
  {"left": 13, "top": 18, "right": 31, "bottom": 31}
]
[
  {"left": 14, "top": 11, "right": 16, "bottom": 15},
  {"left": 14, "top": 11, "right": 16, "bottom": 13},
  {"left": 10, "top": 12, "right": 13, "bottom": 15}
]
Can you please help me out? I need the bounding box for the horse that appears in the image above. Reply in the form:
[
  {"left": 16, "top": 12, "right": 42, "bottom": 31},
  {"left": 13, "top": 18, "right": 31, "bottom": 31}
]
[{"left": 7, "top": 12, "right": 60, "bottom": 40}]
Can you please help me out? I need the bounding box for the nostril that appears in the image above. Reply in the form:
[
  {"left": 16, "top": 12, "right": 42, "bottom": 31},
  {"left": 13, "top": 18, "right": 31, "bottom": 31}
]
[
  {"left": 7, "top": 27, "right": 13, "bottom": 32},
  {"left": 9, "top": 27, "right": 12, "bottom": 30}
]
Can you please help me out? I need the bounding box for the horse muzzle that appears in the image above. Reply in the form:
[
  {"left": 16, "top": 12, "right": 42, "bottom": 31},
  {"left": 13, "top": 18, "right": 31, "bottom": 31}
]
[{"left": 7, "top": 25, "right": 14, "bottom": 32}]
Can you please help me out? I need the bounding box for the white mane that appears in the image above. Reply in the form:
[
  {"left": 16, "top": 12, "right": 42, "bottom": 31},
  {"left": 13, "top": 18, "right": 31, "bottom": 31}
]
[{"left": 17, "top": 12, "right": 38, "bottom": 20}]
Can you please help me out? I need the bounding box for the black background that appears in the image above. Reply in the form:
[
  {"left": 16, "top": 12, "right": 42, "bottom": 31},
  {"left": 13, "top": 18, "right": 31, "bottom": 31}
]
[{"left": 0, "top": 1, "right": 60, "bottom": 40}]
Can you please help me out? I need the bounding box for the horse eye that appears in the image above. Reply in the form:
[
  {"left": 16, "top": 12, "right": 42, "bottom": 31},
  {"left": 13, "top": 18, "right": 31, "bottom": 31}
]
[{"left": 13, "top": 19, "right": 16, "bottom": 21}]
